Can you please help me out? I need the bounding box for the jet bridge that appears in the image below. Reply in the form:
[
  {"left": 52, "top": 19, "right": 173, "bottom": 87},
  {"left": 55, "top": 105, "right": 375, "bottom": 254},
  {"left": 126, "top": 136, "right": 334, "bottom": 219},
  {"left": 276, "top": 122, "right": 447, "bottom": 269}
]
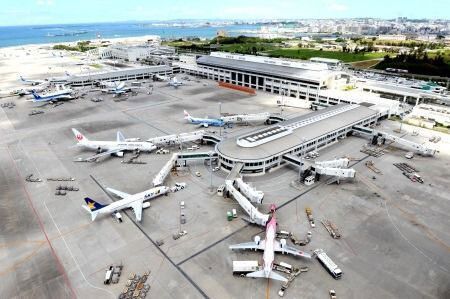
[
  {"left": 234, "top": 178, "right": 264, "bottom": 204},
  {"left": 225, "top": 179, "right": 269, "bottom": 226},
  {"left": 153, "top": 151, "right": 218, "bottom": 186},
  {"left": 153, "top": 153, "right": 179, "bottom": 186},
  {"left": 353, "top": 125, "right": 436, "bottom": 156}
]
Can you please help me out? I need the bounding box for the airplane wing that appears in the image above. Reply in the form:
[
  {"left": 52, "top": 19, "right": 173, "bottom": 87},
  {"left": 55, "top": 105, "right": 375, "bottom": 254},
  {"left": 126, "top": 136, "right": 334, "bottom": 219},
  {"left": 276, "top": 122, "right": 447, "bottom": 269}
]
[
  {"left": 106, "top": 187, "right": 131, "bottom": 199},
  {"left": 130, "top": 200, "right": 143, "bottom": 222},
  {"left": 229, "top": 239, "right": 265, "bottom": 251},
  {"left": 84, "top": 148, "right": 124, "bottom": 161},
  {"left": 273, "top": 241, "right": 312, "bottom": 258}
]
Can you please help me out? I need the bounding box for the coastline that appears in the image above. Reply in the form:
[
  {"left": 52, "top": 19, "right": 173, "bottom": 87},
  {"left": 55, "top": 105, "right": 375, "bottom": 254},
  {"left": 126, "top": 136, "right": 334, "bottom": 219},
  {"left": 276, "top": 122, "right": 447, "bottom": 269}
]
[{"left": 0, "top": 35, "right": 166, "bottom": 52}]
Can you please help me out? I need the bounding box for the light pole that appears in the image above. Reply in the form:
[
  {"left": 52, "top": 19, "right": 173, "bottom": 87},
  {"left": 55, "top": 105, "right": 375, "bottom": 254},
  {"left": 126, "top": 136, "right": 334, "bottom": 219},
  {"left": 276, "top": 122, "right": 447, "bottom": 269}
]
[
  {"left": 280, "top": 81, "right": 285, "bottom": 116},
  {"left": 219, "top": 102, "right": 222, "bottom": 137},
  {"left": 209, "top": 151, "right": 214, "bottom": 190},
  {"left": 399, "top": 113, "right": 404, "bottom": 133},
  {"left": 298, "top": 138, "right": 306, "bottom": 183}
]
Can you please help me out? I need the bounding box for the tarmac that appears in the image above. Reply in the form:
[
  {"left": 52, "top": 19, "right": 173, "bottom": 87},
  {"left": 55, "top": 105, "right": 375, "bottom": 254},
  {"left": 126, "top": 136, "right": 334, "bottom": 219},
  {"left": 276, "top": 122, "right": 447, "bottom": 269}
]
[{"left": 0, "top": 75, "right": 449, "bottom": 299}]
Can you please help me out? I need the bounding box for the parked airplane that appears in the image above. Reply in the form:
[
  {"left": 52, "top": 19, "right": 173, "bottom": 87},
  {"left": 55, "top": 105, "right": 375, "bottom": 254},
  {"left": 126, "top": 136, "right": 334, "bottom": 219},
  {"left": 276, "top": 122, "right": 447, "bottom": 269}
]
[
  {"left": 19, "top": 76, "right": 45, "bottom": 86},
  {"left": 96, "top": 82, "right": 129, "bottom": 94},
  {"left": 82, "top": 185, "right": 170, "bottom": 221},
  {"left": 168, "top": 77, "right": 183, "bottom": 88},
  {"left": 71, "top": 128, "right": 157, "bottom": 161},
  {"left": 184, "top": 110, "right": 224, "bottom": 127},
  {"left": 14, "top": 82, "right": 49, "bottom": 96},
  {"left": 221, "top": 112, "right": 271, "bottom": 125},
  {"left": 30, "top": 85, "right": 74, "bottom": 103},
  {"left": 96, "top": 81, "right": 144, "bottom": 95},
  {"left": 146, "top": 130, "right": 205, "bottom": 146},
  {"left": 230, "top": 204, "right": 311, "bottom": 282}
]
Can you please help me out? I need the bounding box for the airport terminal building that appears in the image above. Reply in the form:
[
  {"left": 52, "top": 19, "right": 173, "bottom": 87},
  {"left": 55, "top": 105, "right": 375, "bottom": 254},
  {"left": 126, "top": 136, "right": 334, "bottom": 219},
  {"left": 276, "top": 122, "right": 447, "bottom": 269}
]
[
  {"left": 51, "top": 65, "right": 172, "bottom": 86},
  {"left": 216, "top": 104, "right": 380, "bottom": 175},
  {"left": 176, "top": 52, "right": 449, "bottom": 112}
]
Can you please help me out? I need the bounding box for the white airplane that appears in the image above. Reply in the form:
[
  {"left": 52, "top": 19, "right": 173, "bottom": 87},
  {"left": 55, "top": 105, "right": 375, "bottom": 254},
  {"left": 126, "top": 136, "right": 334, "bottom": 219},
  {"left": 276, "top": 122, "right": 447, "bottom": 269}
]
[
  {"left": 146, "top": 130, "right": 205, "bottom": 146},
  {"left": 168, "top": 77, "right": 183, "bottom": 88},
  {"left": 184, "top": 110, "right": 224, "bottom": 127},
  {"left": 19, "top": 75, "right": 45, "bottom": 86},
  {"left": 82, "top": 185, "right": 170, "bottom": 221},
  {"left": 96, "top": 81, "right": 129, "bottom": 94},
  {"left": 221, "top": 112, "right": 270, "bottom": 125},
  {"left": 14, "top": 82, "right": 49, "bottom": 96},
  {"left": 230, "top": 204, "right": 311, "bottom": 282},
  {"left": 30, "top": 85, "right": 74, "bottom": 103},
  {"left": 71, "top": 128, "right": 157, "bottom": 161}
]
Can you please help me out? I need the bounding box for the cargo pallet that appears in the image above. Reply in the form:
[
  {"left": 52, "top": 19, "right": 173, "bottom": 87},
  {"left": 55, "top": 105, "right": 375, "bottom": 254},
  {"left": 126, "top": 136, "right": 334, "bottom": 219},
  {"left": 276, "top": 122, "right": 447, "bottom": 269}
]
[{"left": 393, "top": 163, "right": 418, "bottom": 173}]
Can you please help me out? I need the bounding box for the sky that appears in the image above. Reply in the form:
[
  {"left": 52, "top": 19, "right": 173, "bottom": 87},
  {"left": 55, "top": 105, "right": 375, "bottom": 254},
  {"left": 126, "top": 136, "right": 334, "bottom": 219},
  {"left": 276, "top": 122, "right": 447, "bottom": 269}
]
[{"left": 0, "top": 0, "right": 449, "bottom": 26}]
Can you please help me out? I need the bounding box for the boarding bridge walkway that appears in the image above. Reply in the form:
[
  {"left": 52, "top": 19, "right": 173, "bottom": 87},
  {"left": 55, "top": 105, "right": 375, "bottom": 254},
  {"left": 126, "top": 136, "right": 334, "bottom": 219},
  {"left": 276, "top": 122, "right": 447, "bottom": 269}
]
[
  {"left": 176, "top": 151, "right": 218, "bottom": 161},
  {"left": 153, "top": 151, "right": 218, "bottom": 186},
  {"left": 225, "top": 179, "right": 269, "bottom": 227},
  {"left": 282, "top": 154, "right": 313, "bottom": 168},
  {"left": 352, "top": 125, "right": 436, "bottom": 156},
  {"left": 226, "top": 162, "right": 244, "bottom": 181},
  {"left": 267, "top": 115, "right": 286, "bottom": 124},
  {"left": 202, "top": 133, "right": 222, "bottom": 144}
]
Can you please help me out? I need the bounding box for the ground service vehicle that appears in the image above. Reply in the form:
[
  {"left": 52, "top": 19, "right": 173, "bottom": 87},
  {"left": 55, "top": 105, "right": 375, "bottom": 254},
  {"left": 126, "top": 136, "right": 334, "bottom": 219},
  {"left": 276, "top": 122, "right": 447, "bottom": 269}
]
[{"left": 314, "top": 249, "right": 342, "bottom": 279}]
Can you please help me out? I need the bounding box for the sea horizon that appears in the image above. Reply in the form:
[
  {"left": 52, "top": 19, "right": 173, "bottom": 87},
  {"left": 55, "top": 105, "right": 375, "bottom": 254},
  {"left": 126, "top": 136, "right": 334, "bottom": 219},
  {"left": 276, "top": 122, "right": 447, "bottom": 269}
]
[{"left": 0, "top": 21, "right": 260, "bottom": 49}]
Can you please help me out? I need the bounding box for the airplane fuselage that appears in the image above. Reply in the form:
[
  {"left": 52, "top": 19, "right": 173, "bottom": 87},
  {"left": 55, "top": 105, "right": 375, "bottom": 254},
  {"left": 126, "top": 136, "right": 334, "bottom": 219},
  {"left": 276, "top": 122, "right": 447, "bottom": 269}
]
[
  {"left": 146, "top": 130, "right": 205, "bottom": 145},
  {"left": 78, "top": 140, "right": 156, "bottom": 153},
  {"left": 263, "top": 216, "right": 277, "bottom": 278},
  {"left": 187, "top": 117, "right": 224, "bottom": 127},
  {"left": 96, "top": 186, "right": 169, "bottom": 216}
]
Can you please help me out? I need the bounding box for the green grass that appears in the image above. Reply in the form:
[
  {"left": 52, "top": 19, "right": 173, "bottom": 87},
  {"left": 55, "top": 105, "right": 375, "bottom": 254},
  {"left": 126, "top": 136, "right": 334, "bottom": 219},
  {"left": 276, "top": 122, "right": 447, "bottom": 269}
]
[
  {"left": 266, "top": 48, "right": 387, "bottom": 62},
  {"left": 219, "top": 43, "right": 278, "bottom": 54},
  {"left": 89, "top": 64, "right": 102, "bottom": 69}
]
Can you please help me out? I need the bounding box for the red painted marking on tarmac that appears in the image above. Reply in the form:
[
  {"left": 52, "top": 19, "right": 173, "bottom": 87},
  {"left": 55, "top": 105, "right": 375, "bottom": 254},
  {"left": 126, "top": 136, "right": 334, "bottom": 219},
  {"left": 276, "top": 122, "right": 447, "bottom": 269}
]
[{"left": 6, "top": 146, "right": 77, "bottom": 298}]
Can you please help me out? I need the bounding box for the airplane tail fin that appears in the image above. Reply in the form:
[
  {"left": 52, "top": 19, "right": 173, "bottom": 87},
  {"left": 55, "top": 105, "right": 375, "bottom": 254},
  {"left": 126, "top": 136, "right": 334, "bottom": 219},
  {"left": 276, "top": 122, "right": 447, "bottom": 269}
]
[
  {"left": 71, "top": 128, "right": 88, "bottom": 143},
  {"left": 183, "top": 110, "right": 191, "bottom": 119},
  {"left": 31, "top": 90, "right": 41, "bottom": 100},
  {"left": 65, "top": 71, "right": 70, "bottom": 76},
  {"left": 82, "top": 197, "right": 107, "bottom": 221},
  {"left": 20, "top": 76, "right": 26, "bottom": 82},
  {"left": 117, "top": 131, "right": 125, "bottom": 142},
  {"left": 246, "top": 270, "right": 287, "bottom": 282}
]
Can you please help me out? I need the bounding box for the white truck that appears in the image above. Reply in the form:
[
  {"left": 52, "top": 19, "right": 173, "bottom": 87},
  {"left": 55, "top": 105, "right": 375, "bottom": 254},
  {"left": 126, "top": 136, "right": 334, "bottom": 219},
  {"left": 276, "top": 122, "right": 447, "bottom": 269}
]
[{"left": 314, "top": 249, "right": 342, "bottom": 279}]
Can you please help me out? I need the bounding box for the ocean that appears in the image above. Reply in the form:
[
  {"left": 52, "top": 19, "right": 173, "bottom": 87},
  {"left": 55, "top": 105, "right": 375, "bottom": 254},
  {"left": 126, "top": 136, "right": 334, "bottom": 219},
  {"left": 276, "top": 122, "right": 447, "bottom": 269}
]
[{"left": 0, "top": 22, "right": 260, "bottom": 48}]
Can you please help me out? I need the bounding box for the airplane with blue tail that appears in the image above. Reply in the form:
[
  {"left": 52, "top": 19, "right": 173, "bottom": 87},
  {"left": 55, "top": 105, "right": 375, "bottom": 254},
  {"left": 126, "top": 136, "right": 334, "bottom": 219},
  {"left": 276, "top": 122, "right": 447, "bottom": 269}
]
[
  {"left": 82, "top": 185, "right": 170, "bottom": 221},
  {"left": 184, "top": 110, "right": 224, "bottom": 128},
  {"left": 29, "top": 85, "right": 74, "bottom": 103}
]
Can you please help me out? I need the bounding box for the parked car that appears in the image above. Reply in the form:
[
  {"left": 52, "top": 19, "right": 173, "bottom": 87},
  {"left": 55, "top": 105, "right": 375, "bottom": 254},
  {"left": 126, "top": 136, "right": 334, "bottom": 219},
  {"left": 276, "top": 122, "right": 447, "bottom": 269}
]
[
  {"left": 171, "top": 182, "right": 186, "bottom": 192},
  {"left": 156, "top": 148, "right": 170, "bottom": 154},
  {"left": 195, "top": 171, "right": 201, "bottom": 177}
]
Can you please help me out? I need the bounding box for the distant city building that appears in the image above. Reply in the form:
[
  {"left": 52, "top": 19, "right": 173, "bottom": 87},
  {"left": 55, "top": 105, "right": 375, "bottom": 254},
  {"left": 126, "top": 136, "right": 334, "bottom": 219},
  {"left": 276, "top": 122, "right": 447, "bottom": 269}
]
[{"left": 377, "top": 34, "right": 407, "bottom": 41}]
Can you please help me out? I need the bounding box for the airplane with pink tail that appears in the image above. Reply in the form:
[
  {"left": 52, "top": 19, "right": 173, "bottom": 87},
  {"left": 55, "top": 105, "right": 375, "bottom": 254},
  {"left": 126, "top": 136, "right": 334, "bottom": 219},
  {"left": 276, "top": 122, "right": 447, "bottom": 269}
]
[{"left": 229, "top": 204, "right": 311, "bottom": 282}]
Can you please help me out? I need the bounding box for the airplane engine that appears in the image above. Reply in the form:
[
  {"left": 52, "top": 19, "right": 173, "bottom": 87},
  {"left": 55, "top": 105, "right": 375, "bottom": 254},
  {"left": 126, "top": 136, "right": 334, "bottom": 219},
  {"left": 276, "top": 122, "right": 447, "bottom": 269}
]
[
  {"left": 113, "top": 151, "right": 124, "bottom": 157},
  {"left": 96, "top": 147, "right": 102, "bottom": 154},
  {"left": 142, "top": 202, "right": 151, "bottom": 209},
  {"left": 254, "top": 235, "right": 261, "bottom": 246}
]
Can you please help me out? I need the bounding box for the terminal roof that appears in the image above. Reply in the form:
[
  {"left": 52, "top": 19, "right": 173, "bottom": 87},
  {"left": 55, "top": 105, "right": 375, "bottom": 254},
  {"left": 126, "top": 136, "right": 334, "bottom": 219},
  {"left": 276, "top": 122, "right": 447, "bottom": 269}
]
[
  {"left": 197, "top": 55, "right": 333, "bottom": 85},
  {"left": 216, "top": 104, "right": 378, "bottom": 161}
]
